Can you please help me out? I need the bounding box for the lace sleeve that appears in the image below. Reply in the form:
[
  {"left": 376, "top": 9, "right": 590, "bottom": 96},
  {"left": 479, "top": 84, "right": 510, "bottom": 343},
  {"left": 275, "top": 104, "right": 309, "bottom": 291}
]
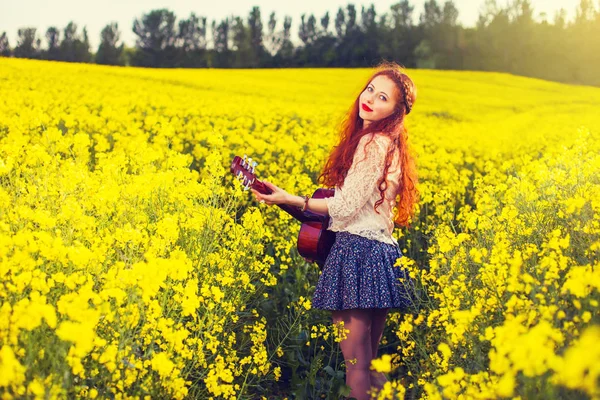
[{"left": 325, "top": 134, "right": 388, "bottom": 220}]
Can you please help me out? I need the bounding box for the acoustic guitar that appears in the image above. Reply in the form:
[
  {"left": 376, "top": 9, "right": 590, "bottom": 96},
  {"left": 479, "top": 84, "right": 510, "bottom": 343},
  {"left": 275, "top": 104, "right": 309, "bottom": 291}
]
[{"left": 230, "top": 155, "right": 336, "bottom": 270}]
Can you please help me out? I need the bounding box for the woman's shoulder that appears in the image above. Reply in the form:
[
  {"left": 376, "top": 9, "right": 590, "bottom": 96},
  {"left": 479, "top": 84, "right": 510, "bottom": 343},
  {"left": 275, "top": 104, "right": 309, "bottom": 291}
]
[
  {"left": 359, "top": 132, "right": 393, "bottom": 151},
  {"left": 358, "top": 131, "right": 386, "bottom": 143},
  {"left": 365, "top": 133, "right": 401, "bottom": 171},
  {"left": 373, "top": 132, "right": 394, "bottom": 144},
  {"left": 352, "top": 133, "right": 394, "bottom": 168}
]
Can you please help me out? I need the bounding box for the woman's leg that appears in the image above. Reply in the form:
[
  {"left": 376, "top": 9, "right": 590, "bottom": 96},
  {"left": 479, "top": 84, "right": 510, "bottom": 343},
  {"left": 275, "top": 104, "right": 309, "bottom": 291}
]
[
  {"left": 370, "top": 307, "right": 389, "bottom": 358},
  {"left": 331, "top": 308, "right": 374, "bottom": 400},
  {"left": 369, "top": 308, "right": 390, "bottom": 390}
]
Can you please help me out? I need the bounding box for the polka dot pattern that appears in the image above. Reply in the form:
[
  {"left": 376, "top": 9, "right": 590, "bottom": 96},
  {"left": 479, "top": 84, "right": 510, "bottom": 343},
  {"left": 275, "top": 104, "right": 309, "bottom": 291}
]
[{"left": 312, "top": 231, "right": 418, "bottom": 312}]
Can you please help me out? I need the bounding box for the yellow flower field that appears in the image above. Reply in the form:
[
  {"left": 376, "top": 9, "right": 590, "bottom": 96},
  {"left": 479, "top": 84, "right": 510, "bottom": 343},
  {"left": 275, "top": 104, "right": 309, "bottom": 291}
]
[{"left": 0, "top": 57, "right": 599, "bottom": 399}]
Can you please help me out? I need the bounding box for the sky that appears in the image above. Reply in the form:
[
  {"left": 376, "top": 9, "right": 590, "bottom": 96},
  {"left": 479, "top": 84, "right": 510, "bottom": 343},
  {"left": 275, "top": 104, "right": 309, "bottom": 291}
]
[{"left": 0, "top": 0, "right": 579, "bottom": 50}]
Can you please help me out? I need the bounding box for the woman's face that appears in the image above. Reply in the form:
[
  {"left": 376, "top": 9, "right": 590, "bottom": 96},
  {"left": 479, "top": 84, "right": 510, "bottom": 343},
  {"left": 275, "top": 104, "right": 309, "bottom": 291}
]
[{"left": 358, "top": 75, "right": 399, "bottom": 128}]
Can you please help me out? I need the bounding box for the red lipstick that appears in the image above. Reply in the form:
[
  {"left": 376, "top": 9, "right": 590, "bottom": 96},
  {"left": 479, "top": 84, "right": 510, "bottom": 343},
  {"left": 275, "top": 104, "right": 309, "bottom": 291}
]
[{"left": 362, "top": 103, "right": 373, "bottom": 112}]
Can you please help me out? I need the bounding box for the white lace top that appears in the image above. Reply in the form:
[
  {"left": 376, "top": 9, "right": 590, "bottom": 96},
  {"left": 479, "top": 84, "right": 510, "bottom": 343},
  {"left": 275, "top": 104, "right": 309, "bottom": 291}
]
[{"left": 324, "top": 132, "right": 401, "bottom": 247}]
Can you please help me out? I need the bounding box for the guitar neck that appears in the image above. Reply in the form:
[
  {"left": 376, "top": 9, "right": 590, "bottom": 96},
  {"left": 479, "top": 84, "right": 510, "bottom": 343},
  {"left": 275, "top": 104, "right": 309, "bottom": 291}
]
[
  {"left": 277, "top": 203, "right": 312, "bottom": 222},
  {"left": 230, "top": 156, "right": 326, "bottom": 224}
]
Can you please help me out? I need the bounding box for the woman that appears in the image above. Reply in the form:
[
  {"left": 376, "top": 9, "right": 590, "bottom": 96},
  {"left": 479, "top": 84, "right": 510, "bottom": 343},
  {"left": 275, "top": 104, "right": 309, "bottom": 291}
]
[{"left": 251, "top": 61, "right": 419, "bottom": 400}]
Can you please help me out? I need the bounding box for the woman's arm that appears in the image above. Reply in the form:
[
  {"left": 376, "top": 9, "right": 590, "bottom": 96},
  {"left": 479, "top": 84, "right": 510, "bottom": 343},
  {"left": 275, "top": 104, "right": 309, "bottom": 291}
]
[
  {"left": 321, "top": 134, "right": 387, "bottom": 220},
  {"left": 251, "top": 181, "right": 329, "bottom": 215},
  {"left": 285, "top": 194, "right": 329, "bottom": 215},
  {"left": 252, "top": 133, "right": 388, "bottom": 216}
]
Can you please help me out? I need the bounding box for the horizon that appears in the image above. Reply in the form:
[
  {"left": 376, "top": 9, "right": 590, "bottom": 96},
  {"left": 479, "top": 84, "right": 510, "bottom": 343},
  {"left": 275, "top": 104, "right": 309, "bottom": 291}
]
[{"left": 0, "top": 0, "right": 578, "bottom": 50}]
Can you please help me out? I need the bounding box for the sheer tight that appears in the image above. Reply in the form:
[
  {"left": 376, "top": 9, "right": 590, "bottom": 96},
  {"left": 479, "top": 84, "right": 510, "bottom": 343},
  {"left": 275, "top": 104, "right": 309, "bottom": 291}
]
[{"left": 331, "top": 308, "right": 390, "bottom": 400}]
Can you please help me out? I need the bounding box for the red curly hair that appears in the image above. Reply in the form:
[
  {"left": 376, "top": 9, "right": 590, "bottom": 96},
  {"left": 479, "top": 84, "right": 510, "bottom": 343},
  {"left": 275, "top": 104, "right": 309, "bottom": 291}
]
[{"left": 318, "top": 61, "right": 420, "bottom": 228}]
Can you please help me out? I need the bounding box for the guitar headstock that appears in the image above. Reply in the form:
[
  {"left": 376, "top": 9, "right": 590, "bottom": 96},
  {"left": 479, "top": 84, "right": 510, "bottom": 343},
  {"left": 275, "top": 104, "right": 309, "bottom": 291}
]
[{"left": 230, "top": 154, "right": 259, "bottom": 191}]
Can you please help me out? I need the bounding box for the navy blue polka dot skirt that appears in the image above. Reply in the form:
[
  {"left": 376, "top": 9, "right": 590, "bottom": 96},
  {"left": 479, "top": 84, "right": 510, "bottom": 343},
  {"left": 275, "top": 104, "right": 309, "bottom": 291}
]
[{"left": 311, "top": 231, "right": 418, "bottom": 312}]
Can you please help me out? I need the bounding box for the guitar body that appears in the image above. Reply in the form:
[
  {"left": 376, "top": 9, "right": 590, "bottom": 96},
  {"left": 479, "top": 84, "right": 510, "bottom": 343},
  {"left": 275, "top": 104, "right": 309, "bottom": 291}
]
[
  {"left": 230, "top": 155, "right": 336, "bottom": 271},
  {"left": 297, "top": 188, "right": 336, "bottom": 270}
]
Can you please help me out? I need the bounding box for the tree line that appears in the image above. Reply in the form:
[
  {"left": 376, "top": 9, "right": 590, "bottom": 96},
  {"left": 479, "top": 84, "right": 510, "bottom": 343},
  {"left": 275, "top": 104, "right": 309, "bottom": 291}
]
[{"left": 1, "top": 0, "right": 599, "bottom": 87}]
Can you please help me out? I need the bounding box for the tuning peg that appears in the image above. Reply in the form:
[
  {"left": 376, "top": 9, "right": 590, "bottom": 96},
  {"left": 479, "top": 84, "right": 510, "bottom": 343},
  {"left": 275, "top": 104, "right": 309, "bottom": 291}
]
[
  {"left": 242, "top": 154, "right": 248, "bottom": 168},
  {"left": 251, "top": 161, "right": 257, "bottom": 173}
]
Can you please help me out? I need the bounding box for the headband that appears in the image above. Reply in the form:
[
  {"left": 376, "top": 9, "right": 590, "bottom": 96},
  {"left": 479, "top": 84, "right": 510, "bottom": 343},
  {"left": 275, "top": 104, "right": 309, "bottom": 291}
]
[{"left": 402, "top": 79, "right": 413, "bottom": 114}]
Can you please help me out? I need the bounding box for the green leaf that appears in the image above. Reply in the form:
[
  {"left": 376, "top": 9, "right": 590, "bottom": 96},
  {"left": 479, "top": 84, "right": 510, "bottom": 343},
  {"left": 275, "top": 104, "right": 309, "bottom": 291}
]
[{"left": 338, "top": 384, "right": 352, "bottom": 397}]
